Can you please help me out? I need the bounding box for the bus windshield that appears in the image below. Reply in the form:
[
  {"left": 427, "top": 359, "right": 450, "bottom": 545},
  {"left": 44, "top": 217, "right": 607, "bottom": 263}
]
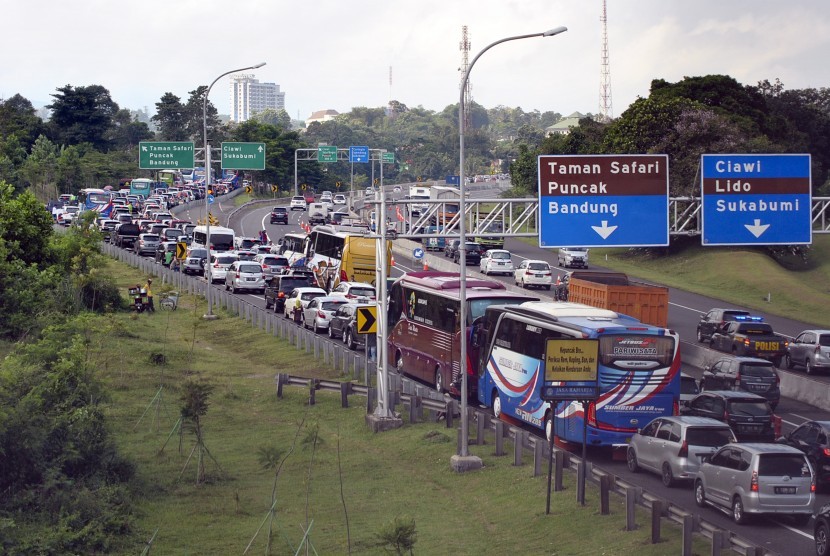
[{"left": 303, "top": 226, "right": 391, "bottom": 287}]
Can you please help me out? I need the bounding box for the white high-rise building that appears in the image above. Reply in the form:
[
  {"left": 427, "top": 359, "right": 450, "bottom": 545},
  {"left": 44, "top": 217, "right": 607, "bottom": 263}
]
[{"left": 229, "top": 74, "right": 285, "bottom": 122}]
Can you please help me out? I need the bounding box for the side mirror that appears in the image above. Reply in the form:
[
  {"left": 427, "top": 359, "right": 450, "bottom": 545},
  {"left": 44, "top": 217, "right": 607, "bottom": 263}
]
[{"left": 700, "top": 454, "right": 712, "bottom": 464}]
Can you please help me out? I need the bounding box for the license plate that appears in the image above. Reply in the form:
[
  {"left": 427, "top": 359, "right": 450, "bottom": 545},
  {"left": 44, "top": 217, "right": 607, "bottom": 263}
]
[
  {"left": 775, "top": 486, "right": 796, "bottom": 494},
  {"left": 749, "top": 384, "right": 766, "bottom": 391},
  {"left": 246, "top": 278, "right": 255, "bottom": 281},
  {"left": 740, "top": 425, "right": 762, "bottom": 433}
]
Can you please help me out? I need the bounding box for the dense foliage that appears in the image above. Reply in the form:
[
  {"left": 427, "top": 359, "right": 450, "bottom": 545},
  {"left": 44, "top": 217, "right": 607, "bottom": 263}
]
[{"left": 0, "top": 181, "right": 133, "bottom": 553}]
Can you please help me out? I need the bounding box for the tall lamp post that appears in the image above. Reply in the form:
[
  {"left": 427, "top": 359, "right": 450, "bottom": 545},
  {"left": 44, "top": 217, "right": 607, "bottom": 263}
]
[
  {"left": 202, "top": 62, "right": 266, "bottom": 319},
  {"left": 453, "top": 27, "right": 567, "bottom": 471}
]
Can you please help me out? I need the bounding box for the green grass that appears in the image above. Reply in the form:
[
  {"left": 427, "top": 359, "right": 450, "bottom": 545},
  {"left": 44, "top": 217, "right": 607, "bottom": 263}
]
[
  {"left": 93, "top": 258, "right": 709, "bottom": 555},
  {"left": 520, "top": 235, "right": 830, "bottom": 327}
]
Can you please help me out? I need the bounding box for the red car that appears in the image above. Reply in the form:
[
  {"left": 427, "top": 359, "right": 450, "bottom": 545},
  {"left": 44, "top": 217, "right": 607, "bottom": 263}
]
[{"left": 304, "top": 191, "right": 315, "bottom": 204}]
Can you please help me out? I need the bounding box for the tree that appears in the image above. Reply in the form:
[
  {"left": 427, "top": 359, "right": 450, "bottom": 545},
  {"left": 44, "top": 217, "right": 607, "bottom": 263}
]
[
  {"left": 19, "top": 135, "right": 59, "bottom": 200},
  {"left": 46, "top": 84, "right": 118, "bottom": 151},
  {"left": 0, "top": 181, "right": 54, "bottom": 266},
  {"left": 56, "top": 145, "right": 85, "bottom": 195},
  {"left": 110, "top": 108, "right": 152, "bottom": 150},
  {"left": 152, "top": 92, "right": 187, "bottom": 141},
  {"left": 0, "top": 94, "right": 45, "bottom": 153},
  {"left": 183, "top": 86, "right": 222, "bottom": 143},
  {"left": 251, "top": 108, "right": 292, "bottom": 130}
]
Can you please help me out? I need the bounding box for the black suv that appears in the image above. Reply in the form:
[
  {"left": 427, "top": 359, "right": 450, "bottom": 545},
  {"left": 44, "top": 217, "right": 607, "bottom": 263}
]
[
  {"left": 270, "top": 206, "right": 289, "bottom": 225},
  {"left": 685, "top": 391, "right": 775, "bottom": 442},
  {"left": 696, "top": 308, "right": 751, "bottom": 343},
  {"left": 444, "top": 240, "right": 483, "bottom": 265},
  {"left": 700, "top": 357, "right": 780, "bottom": 409},
  {"left": 265, "top": 273, "right": 317, "bottom": 313}
]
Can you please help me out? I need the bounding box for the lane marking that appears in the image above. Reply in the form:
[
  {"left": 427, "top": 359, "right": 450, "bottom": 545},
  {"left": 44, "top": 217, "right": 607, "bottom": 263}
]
[{"left": 772, "top": 520, "right": 813, "bottom": 539}]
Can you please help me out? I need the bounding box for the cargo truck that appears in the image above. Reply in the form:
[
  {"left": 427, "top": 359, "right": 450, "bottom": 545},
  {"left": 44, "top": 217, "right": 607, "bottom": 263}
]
[{"left": 565, "top": 270, "right": 669, "bottom": 327}]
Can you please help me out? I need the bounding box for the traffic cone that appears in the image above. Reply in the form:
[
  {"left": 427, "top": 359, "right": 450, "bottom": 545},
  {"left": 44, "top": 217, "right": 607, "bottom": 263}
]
[
  {"left": 423, "top": 261, "right": 429, "bottom": 270},
  {"left": 556, "top": 275, "right": 562, "bottom": 286},
  {"left": 391, "top": 255, "right": 396, "bottom": 267}
]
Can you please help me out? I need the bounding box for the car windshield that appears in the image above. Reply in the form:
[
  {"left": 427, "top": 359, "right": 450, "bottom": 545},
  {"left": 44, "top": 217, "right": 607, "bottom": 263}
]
[
  {"left": 321, "top": 301, "right": 347, "bottom": 311},
  {"left": 261, "top": 257, "right": 280, "bottom": 265},
  {"left": 685, "top": 427, "right": 733, "bottom": 447},
  {"left": 280, "top": 278, "right": 314, "bottom": 291},
  {"left": 144, "top": 234, "right": 160, "bottom": 241},
  {"left": 301, "top": 292, "right": 324, "bottom": 301},
  {"left": 189, "top": 249, "right": 208, "bottom": 258},
  {"left": 740, "top": 363, "right": 776, "bottom": 378},
  {"left": 727, "top": 400, "right": 769, "bottom": 416},
  {"left": 238, "top": 264, "right": 261, "bottom": 274},
  {"left": 757, "top": 454, "right": 810, "bottom": 477},
  {"left": 820, "top": 335, "right": 830, "bottom": 347},
  {"left": 491, "top": 252, "right": 510, "bottom": 260},
  {"left": 216, "top": 256, "right": 236, "bottom": 264},
  {"left": 528, "top": 262, "right": 550, "bottom": 271}
]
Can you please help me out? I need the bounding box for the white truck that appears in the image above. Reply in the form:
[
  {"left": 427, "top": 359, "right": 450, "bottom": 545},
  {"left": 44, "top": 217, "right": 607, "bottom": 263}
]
[
  {"left": 409, "top": 185, "right": 431, "bottom": 216},
  {"left": 429, "top": 185, "right": 461, "bottom": 225},
  {"left": 307, "top": 202, "right": 328, "bottom": 225}
]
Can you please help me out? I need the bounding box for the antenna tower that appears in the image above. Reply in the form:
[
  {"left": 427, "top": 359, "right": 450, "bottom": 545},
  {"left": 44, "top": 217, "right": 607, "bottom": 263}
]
[
  {"left": 459, "top": 25, "right": 472, "bottom": 131},
  {"left": 598, "top": 0, "right": 613, "bottom": 122}
]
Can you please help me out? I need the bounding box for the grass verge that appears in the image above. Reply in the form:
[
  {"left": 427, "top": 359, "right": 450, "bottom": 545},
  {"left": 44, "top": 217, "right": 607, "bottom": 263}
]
[{"left": 98, "top": 257, "right": 709, "bottom": 554}]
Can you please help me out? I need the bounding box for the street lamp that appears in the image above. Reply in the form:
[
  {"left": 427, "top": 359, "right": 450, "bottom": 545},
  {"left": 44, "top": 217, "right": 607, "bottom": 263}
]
[
  {"left": 454, "top": 27, "right": 567, "bottom": 470},
  {"left": 202, "top": 62, "right": 266, "bottom": 319}
]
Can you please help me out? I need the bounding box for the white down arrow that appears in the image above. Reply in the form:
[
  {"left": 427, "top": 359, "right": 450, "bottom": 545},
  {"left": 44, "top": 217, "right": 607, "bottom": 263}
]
[{"left": 591, "top": 220, "right": 618, "bottom": 239}]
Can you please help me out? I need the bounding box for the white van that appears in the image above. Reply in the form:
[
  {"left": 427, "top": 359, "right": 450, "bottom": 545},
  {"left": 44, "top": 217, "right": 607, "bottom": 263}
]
[{"left": 558, "top": 247, "right": 589, "bottom": 269}]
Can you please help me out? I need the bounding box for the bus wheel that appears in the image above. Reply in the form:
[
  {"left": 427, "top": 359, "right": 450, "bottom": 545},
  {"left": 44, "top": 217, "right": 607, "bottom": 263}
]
[
  {"left": 492, "top": 390, "right": 503, "bottom": 418},
  {"left": 434, "top": 369, "right": 444, "bottom": 394}
]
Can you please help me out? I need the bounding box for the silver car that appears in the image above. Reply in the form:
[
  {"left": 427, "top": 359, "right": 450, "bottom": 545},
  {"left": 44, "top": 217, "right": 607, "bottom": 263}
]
[
  {"left": 224, "top": 261, "right": 266, "bottom": 294},
  {"left": 301, "top": 296, "right": 349, "bottom": 333},
  {"left": 786, "top": 330, "right": 830, "bottom": 374},
  {"left": 694, "top": 443, "right": 815, "bottom": 525},
  {"left": 205, "top": 253, "right": 238, "bottom": 283},
  {"left": 627, "top": 416, "right": 736, "bottom": 487}
]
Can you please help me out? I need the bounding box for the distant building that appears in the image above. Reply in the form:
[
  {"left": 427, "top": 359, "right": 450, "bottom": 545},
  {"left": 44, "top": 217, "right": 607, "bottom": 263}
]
[
  {"left": 545, "top": 111, "right": 586, "bottom": 136},
  {"left": 306, "top": 109, "right": 339, "bottom": 125},
  {"left": 229, "top": 74, "right": 285, "bottom": 122}
]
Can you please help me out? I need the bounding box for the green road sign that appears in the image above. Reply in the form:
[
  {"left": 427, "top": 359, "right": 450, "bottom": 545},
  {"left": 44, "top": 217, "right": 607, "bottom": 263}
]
[
  {"left": 221, "top": 142, "right": 266, "bottom": 170},
  {"left": 317, "top": 145, "right": 338, "bottom": 162},
  {"left": 382, "top": 152, "right": 395, "bottom": 164},
  {"left": 139, "top": 141, "right": 194, "bottom": 169}
]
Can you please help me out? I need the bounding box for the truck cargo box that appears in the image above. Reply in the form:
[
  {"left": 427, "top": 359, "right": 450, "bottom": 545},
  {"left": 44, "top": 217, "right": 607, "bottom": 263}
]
[{"left": 567, "top": 271, "right": 669, "bottom": 327}]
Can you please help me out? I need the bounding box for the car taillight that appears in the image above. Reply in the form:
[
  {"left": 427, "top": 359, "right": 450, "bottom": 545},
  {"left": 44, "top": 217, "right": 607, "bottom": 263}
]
[
  {"left": 317, "top": 311, "right": 326, "bottom": 319},
  {"left": 723, "top": 410, "right": 730, "bottom": 422},
  {"left": 678, "top": 440, "right": 688, "bottom": 458},
  {"left": 735, "top": 372, "right": 741, "bottom": 386},
  {"left": 340, "top": 269, "right": 348, "bottom": 282},
  {"left": 673, "top": 400, "right": 679, "bottom": 416},
  {"left": 236, "top": 272, "right": 241, "bottom": 278},
  {"left": 743, "top": 337, "right": 751, "bottom": 347},
  {"left": 750, "top": 470, "right": 759, "bottom": 492},
  {"left": 586, "top": 403, "right": 597, "bottom": 428},
  {"left": 278, "top": 292, "right": 285, "bottom": 298},
  {"left": 823, "top": 448, "right": 830, "bottom": 457},
  {"left": 345, "top": 293, "right": 356, "bottom": 299},
  {"left": 262, "top": 265, "right": 268, "bottom": 270},
  {"left": 214, "top": 262, "right": 220, "bottom": 267}
]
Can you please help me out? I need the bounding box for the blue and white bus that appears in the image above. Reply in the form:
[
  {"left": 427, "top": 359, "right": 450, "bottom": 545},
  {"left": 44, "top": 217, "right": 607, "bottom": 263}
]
[
  {"left": 474, "top": 301, "right": 680, "bottom": 445},
  {"left": 78, "top": 188, "right": 114, "bottom": 217}
]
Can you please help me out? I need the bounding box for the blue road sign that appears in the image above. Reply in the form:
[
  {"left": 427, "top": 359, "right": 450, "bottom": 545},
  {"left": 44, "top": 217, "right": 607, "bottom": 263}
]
[
  {"left": 701, "top": 154, "right": 812, "bottom": 246},
  {"left": 537, "top": 154, "right": 669, "bottom": 248},
  {"left": 207, "top": 194, "right": 215, "bottom": 205},
  {"left": 349, "top": 146, "right": 369, "bottom": 163},
  {"left": 445, "top": 175, "right": 460, "bottom": 185},
  {"left": 412, "top": 248, "right": 424, "bottom": 260}
]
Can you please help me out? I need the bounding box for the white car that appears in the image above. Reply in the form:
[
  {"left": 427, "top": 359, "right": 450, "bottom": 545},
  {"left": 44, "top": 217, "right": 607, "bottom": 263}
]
[
  {"left": 333, "top": 194, "right": 347, "bottom": 205},
  {"left": 205, "top": 252, "right": 239, "bottom": 283},
  {"left": 328, "top": 281, "right": 376, "bottom": 301},
  {"left": 301, "top": 296, "right": 349, "bottom": 333},
  {"left": 513, "top": 259, "right": 553, "bottom": 290},
  {"left": 283, "top": 286, "right": 328, "bottom": 318},
  {"left": 290, "top": 196, "right": 307, "bottom": 211},
  {"left": 225, "top": 260, "right": 266, "bottom": 294},
  {"left": 479, "top": 249, "right": 514, "bottom": 276}
]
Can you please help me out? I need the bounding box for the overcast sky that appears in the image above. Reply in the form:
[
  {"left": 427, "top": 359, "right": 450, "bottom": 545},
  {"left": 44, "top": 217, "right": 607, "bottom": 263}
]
[{"left": 3, "top": 0, "right": 829, "bottom": 121}]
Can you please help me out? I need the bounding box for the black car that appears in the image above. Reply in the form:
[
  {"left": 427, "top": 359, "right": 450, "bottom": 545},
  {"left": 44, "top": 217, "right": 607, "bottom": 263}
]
[
  {"left": 685, "top": 391, "right": 775, "bottom": 442},
  {"left": 270, "top": 206, "right": 289, "bottom": 225},
  {"left": 328, "top": 302, "right": 373, "bottom": 351},
  {"left": 265, "top": 274, "right": 318, "bottom": 313},
  {"left": 777, "top": 420, "right": 830, "bottom": 489},
  {"left": 696, "top": 308, "right": 751, "bottom": 343},
  {"left": 456, "top": 242, "right": 483, "bottom": 265},
  {"left": 700, "top": 356, "right": 780, "bottom": 409}
]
